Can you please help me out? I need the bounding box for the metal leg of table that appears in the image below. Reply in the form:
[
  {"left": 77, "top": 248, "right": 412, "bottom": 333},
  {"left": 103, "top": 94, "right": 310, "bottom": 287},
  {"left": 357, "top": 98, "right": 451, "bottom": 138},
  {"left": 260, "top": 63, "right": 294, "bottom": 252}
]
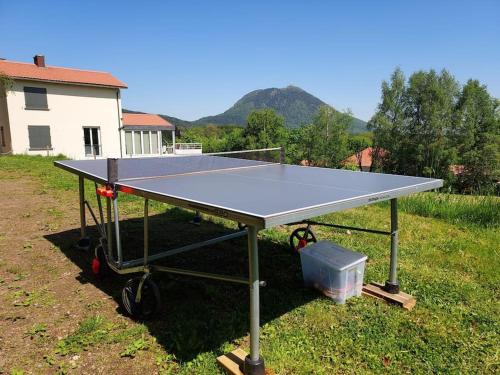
[
  {"left": 106, "top": 197, "right": 113, "bottom": 259},
  {"left": 113, "top": 197, "right": 123, "bottom": 267},
  {"left": 78, "top": 176, "right": 86, "bottom": 238},
  {"left": 384, "top": 198, "right": 400, "bottom": 294},
  {"left": 143, "top": 199, "right": 149, "bottom": 267},
  {"left": 94, "top": 183, "right": 105, "bottom": 233},
  {"left": 244, "top": 226, "right": 265, "bottom": 375},
  {"left": 192, "top": 210, "right": 202, "bottom": 225}
]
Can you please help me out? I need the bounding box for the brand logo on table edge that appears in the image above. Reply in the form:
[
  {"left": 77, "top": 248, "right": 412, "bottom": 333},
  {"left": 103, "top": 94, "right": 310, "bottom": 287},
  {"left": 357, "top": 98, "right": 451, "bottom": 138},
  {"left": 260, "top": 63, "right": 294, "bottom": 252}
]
[
  {"left": 368, "top": 195, "right": 391, "bottom": 202},
  {"left": 188, "top": 204, "right": 229, "bottom": 217}
]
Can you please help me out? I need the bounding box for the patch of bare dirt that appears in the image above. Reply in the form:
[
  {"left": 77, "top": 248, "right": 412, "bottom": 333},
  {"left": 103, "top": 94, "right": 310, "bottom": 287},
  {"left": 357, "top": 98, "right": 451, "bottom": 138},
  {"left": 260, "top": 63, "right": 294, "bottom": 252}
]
[{"left": 0, "top": 174, "right": 156, "bottom": 374}]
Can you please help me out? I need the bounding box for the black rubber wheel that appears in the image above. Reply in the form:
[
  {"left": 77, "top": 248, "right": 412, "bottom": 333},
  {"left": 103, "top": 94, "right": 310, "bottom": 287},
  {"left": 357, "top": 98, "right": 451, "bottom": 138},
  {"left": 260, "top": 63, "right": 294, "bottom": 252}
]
[
  {"left": 289, "top": 227, "right": 317, "bottom": 252},
  {"left": 121, "top": 277, "right": 161, "bottom": 320},
  {"left": 92, "top": 244, "right": 110, "bottom": 279},
  {"left": 77, "top": 236, "right": 91, "bottom": 252}
]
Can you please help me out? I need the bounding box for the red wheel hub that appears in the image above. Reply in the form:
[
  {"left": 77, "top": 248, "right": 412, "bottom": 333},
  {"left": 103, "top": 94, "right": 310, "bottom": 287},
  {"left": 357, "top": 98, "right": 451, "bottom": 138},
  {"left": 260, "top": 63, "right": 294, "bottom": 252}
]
[
  {"left": 296, "top": 238, "right": 308, "bottom": 250},
  {"left": 92, "top": 257, "right": 101, "bottom": 275}
]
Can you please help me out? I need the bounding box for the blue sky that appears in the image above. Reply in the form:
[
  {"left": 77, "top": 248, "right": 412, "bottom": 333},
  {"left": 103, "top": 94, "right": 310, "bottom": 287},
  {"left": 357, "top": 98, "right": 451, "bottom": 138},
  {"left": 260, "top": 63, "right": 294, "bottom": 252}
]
[{"left": 1, "top": 1, "right": 499, "bottom": 121}]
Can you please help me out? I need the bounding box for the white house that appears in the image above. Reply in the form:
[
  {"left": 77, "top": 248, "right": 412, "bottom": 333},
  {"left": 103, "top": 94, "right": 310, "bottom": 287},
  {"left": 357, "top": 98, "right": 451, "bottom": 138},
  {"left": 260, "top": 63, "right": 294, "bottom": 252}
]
[
  {"left": 0, "top": 55, "right": 127, "bottom": 159},
  {"left": 0, "top": 55, "right": 202, "bottom": 159}
]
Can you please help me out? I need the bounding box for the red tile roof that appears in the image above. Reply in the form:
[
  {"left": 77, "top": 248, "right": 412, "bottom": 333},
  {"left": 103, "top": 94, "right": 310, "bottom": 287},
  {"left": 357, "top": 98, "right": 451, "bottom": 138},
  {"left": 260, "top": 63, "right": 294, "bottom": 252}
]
[
  {"left": 122, "top": 113, "right": 174, "bottom": 129},
  {"left": 449, "top": 164, "right": 465, "bottom": 176},
  {"left": 0, "top": 59, "right": 127, "bottom": 88},
  {"left": 344, "top": 147, "right": 386, "bottom": 168}
]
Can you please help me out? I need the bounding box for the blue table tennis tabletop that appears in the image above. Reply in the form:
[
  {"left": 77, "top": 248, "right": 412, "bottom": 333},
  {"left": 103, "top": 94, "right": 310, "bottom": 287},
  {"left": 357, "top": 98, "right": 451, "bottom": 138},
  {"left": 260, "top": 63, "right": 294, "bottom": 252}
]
[{"left": 55, "top": 155, "right": 443, "bottom": 229}]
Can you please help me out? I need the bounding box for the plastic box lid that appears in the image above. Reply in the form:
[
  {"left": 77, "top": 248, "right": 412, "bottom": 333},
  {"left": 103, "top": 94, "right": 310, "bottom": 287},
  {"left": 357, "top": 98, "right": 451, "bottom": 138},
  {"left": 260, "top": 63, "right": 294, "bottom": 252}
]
[{"left": 300, "top": 241, "right": 367, "bottom": 271}]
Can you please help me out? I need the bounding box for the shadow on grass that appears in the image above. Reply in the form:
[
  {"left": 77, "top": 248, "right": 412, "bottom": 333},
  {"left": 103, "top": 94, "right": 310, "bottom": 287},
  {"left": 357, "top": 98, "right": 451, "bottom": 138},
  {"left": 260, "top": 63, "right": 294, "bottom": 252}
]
[{"left": 44, "top": 207, "right": 317, "bottom": 362}]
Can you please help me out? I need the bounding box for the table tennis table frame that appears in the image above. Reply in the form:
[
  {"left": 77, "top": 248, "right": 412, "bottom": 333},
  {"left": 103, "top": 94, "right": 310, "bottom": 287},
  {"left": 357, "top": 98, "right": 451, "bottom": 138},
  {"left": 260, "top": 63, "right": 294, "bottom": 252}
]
[{"left": 70, "top": 148, "right": 409, "bottom": 375}]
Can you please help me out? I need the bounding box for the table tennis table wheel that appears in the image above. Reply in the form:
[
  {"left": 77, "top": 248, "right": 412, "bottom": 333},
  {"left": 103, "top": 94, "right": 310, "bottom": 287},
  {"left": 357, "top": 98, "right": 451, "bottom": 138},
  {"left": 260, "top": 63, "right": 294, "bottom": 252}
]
[
  {"left": 92, "top": 244, "right": 109, "bottom": 279},
  {"left": 121, "top": 276, "right": 161, "bottom": 320},
  {"left": 290, "top": 227, "right": 317, "bottom": 252}
]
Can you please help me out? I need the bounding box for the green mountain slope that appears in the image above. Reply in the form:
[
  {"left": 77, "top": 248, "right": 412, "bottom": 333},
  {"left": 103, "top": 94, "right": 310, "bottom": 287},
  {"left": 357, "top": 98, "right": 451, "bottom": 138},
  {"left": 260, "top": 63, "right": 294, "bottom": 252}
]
[
  {"left": 124, "top": 86, "right": 368, "bottom": 133},
  {"left": 194, "top": 85, "right": 367, "bottom": 132}
]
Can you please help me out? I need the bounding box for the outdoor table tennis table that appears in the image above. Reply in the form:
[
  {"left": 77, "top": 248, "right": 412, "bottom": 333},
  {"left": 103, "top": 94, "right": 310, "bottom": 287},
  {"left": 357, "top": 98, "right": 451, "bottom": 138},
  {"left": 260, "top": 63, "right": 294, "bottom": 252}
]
[{"left": 54, "top": 148, "right": 442, "bottom": 375}]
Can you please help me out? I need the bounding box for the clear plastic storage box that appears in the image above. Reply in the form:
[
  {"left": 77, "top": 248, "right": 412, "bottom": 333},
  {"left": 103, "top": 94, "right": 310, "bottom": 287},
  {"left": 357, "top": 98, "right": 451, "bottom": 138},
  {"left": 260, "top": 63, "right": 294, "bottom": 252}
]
[{"left": 299, "top": 241, "right": 368, "bottom": 304}]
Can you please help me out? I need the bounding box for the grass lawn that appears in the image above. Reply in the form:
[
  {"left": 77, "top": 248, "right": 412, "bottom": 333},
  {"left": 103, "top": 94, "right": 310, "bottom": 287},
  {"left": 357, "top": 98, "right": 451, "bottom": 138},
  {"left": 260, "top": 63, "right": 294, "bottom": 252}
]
[{"left": 0, "top": 155, "right": 498, "bottom": 374}]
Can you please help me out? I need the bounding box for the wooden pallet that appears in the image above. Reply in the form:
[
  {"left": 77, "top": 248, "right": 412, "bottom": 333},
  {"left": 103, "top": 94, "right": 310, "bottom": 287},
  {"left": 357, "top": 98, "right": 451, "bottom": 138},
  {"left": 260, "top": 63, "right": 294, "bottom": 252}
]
[
  {"left": 362, "top": 282, "right": 416, "bottom": 310},
  {"left": 217, "top": 348, "right": 247, "bottom": 375},
  {"left": 217, "top": 349, "right": 274, "bottom": 375}
]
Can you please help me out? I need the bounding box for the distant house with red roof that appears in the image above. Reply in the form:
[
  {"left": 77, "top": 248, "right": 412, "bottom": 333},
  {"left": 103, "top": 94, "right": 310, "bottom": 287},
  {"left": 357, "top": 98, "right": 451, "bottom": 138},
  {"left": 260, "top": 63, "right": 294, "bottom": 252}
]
[
  {"left": 0, "top": 55, "right": 127, "bottom": 159},
  {"left": 122, "top": 113, "right": 174, "bottom": 156},
  {"left": 343, "top": 147, "right": 386, "bottom": 171},
  {"left": 121, "top": 113, "right": 202, "bottom": 156}
]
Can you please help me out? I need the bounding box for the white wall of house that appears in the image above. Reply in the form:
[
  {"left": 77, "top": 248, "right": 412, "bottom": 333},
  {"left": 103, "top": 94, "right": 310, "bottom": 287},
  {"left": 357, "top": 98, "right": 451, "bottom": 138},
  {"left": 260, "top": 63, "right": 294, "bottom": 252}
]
[{"left": 3, "top": 79, "right": 122, "bottom": 159}]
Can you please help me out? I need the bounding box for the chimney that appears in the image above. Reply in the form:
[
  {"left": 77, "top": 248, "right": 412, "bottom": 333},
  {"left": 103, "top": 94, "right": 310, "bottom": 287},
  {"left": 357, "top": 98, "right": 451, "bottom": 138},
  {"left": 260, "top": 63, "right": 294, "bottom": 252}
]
[{"left": 33, "top": 55, "right": 45, "bottom": 67}]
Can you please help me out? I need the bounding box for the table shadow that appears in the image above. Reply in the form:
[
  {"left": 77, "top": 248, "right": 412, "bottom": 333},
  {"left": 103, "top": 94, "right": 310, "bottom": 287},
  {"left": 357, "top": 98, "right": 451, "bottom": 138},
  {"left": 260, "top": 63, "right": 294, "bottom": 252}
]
[{"left": 44, "top": 207, "right": 318, "bottom": 362}]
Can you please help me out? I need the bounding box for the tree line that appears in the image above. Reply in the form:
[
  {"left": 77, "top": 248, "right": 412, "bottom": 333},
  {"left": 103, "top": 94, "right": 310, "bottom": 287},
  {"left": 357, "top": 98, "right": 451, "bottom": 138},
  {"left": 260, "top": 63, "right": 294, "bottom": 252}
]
[
  {"left": 369, "top": 68, "right": 499, "bottom": 194},
  {"left": 179, "top": 106, "right": 368, "bottom": 168},
  {"left": 179, "top": 68, "right": 499, "bottom": 194}
]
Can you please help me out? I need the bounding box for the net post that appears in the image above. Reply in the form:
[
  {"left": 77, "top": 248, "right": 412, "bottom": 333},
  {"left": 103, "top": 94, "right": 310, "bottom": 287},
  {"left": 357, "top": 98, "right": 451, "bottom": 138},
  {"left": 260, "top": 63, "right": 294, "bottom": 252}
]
[{"left": 107, "top": 158, "right": 118, "bottom": 184}]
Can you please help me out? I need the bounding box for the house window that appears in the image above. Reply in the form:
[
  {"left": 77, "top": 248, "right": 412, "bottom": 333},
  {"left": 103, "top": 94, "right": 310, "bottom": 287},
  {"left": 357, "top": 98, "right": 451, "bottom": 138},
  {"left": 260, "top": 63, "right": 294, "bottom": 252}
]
[
  {"left": 24, "top": 87, "right": 48, "bottom": 110},
  {"left": 125, "top": 131, "right": 133, "bottom": 155},
  {"left": 151, "top": 131, "right": 158, "bottom": 154},
  {"left": 143, "top": 132, "right": 151, "bottom": 154},
  {"left": 134, "top": 131, "right": 142, "bottom": 154},
  {"left": 125, "top": 130, "right": 161, "bottom": 155},
  {"left": 83, "top": 127, "right": 101, "bottom": 157},
  {"left": 28, "top": 125, "right": 52, "bottom": 150}
]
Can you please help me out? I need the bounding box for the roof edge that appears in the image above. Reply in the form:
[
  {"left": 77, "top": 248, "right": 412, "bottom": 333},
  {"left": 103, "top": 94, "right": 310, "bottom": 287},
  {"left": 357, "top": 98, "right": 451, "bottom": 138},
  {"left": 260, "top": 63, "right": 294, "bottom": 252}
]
[{"left": 6, "top": 76, "right": 127, "bottom": 89}]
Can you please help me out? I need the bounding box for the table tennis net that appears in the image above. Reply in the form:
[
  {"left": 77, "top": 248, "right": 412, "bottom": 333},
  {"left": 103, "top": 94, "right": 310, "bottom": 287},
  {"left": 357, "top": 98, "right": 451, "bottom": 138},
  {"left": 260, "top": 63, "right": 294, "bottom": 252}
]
[{"left": 114, "top": 148, "right": 282, "bottom": 182}]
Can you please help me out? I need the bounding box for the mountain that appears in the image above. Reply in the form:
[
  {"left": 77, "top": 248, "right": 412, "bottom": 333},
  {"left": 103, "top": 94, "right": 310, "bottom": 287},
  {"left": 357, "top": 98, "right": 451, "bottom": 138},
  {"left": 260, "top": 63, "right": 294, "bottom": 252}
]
[
  {"left": 194, "top": 85, "right": 367, "bottom": 132},
  {"left": 124, "top": 86, "right": 368, "bottom": 133}
]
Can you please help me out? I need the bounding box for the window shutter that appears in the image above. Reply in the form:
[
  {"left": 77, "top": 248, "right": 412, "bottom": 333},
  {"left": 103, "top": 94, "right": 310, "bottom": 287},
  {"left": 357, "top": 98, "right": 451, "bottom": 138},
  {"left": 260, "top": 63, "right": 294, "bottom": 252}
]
[
  {"left": 24, "top": 87, "right": 48, "bottom": 109},
  {"left": 28, "top": 126, "right": 51, "bottom": 149}
]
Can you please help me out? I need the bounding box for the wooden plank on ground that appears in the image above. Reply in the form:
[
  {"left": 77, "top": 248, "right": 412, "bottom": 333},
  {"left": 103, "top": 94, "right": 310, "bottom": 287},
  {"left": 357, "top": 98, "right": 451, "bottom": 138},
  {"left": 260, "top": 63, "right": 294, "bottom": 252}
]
[
  {"left": 217, "top": 348, "right": 247, "bottom": 375},
  {"left": 362, "top": 282, "right": 416, "bottom": 311},
  {"left": 217, "top": 349, "right": 275, "bottom": 375}
]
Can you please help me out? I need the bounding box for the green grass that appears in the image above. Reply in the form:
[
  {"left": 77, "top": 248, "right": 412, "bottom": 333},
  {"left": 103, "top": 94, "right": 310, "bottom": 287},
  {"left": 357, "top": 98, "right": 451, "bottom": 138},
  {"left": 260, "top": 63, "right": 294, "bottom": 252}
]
[
  {"left": 1, "top": 154, "right": 499, "bottom": 374},
  {"left": 388, "top": 192, "right": 500, "bottom": 228}
]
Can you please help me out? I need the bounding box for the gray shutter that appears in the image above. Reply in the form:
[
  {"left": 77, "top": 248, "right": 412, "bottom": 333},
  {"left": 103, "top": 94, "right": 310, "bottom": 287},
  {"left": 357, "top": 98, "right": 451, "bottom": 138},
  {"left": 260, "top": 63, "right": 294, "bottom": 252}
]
[
  {"left": 24, "top": 87, "right": 48, "bottom": 109},
  {"left": 28, "top": 126, "right": 51, "bottom": 149}
]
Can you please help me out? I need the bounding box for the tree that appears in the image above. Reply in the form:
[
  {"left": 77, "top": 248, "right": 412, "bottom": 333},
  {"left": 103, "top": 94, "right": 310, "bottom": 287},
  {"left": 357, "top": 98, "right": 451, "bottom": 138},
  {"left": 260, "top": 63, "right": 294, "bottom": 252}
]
[
  {"left": 297, "top": 105, "right": 351, "bottom": 168},
  {"left": 243, "top": 109, "right": 286, "bottom": 149},
  {"left": 368, "top": 68, "right": 407, "bottom": 173},
  {"left": 225, "top": 127, "right": 245, "bottom": 151},
  {"left": 404, "top": 69, "right": 459, "bottom": 178},
  {"left": 369, "top": 68, "right": 459, "bottom": 179},
  {"left": 453, "top": 80, "right": 500, "bottom": 193},
  {"left": 0, "top": 72, "right": 13, "bottom": 98}
]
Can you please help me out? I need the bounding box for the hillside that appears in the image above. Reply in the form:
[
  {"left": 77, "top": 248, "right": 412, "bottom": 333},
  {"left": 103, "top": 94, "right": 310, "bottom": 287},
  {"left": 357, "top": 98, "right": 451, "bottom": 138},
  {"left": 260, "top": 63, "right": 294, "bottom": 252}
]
[
  {"left": 124, "top": 86, "right": 368, "bottom": 133},
  {"left": 194, "top": 85, "right": 367, "bottom": 132}
]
